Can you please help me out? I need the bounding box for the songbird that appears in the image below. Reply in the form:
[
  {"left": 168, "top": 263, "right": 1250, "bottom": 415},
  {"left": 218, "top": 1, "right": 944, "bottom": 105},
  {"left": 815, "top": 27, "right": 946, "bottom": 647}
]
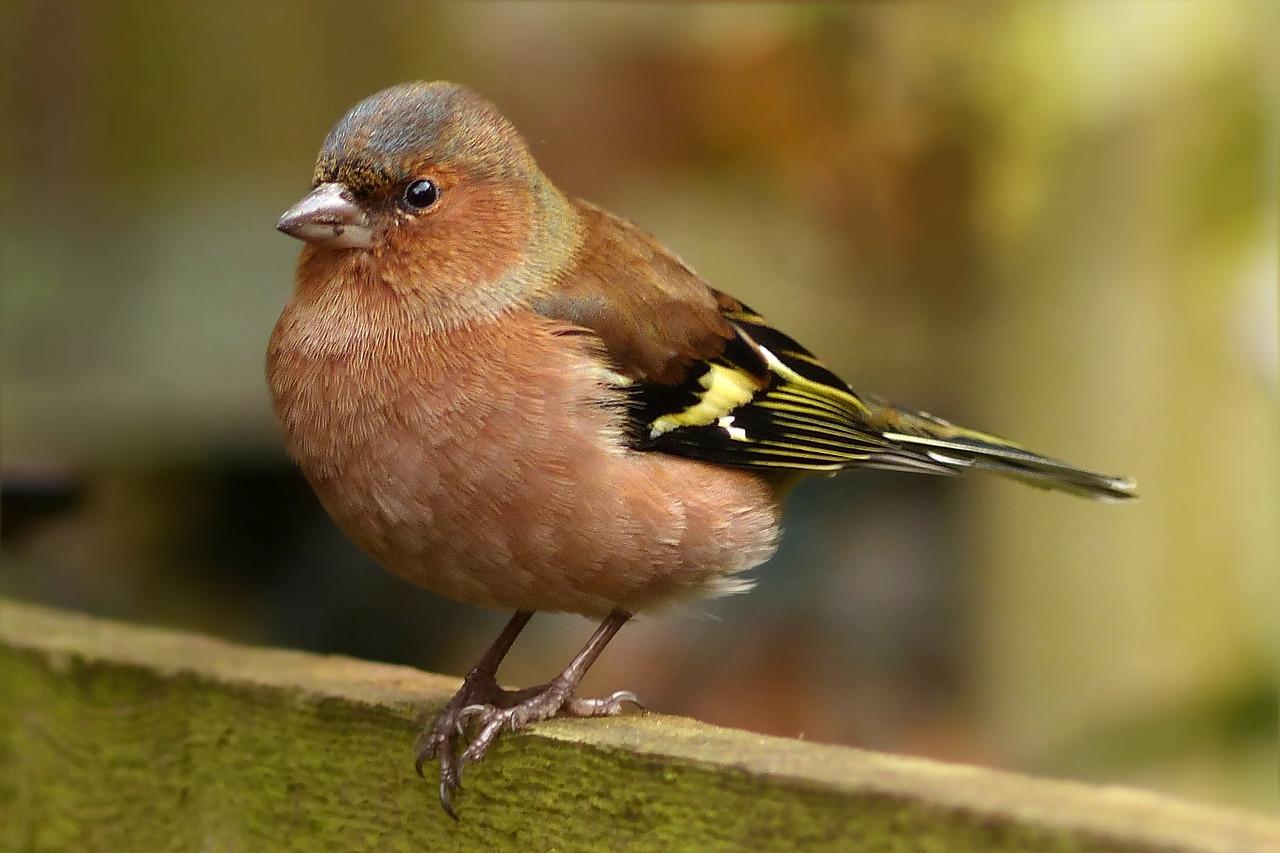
[{"left": 268, "top": 81, "right": 1134, "bottom": 818}]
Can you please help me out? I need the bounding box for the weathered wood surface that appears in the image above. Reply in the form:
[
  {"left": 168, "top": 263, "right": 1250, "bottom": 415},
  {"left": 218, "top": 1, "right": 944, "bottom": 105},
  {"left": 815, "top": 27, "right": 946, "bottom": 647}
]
[{"left": 1, "top": 599, "right": 1275, "bottom": 852}]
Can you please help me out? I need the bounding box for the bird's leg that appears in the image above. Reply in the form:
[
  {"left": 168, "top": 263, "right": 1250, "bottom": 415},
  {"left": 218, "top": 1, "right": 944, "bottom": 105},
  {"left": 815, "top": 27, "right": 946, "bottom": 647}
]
[
  {"left": 424, "top": 608, "right": 641, "bottom": 818},
  {"left": 454, "top": 608, "right": 640, "bottom": 762},
  {"left": 415, "top": 610, "right": 533, "bottom": 812}
]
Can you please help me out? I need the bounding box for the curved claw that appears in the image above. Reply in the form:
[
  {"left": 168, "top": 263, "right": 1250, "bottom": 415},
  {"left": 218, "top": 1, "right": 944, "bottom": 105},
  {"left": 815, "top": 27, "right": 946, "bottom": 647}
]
[
  {"left": 456, "top": 703, "right": 490, "bottom": 729},
  {"left": 414, "top": 726, "right": 447, "bottom": 778},
  {"left": 434, "top": 735, "right": 466, "bottom": 820},
  {"left": 439, "top": 778, "right": 460, "bottom": 822},
  {"left": 414, "top": 741, "right": 436, "bottom": 778},
  {"left": 610, "top": 690, "right": 645, "bottom": 711}
]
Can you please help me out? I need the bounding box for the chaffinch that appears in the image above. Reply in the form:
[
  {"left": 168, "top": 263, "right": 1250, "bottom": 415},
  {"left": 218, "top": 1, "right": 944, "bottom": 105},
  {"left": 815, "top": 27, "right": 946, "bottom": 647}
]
[{"left": 268, "top": 81, "right": 1134, "bottom": 817}]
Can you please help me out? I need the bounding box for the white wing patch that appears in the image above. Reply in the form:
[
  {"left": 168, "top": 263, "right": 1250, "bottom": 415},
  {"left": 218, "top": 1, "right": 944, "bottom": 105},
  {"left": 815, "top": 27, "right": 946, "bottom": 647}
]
[{"left": 717, "top": 415, "right": 748, "bottom": 441}]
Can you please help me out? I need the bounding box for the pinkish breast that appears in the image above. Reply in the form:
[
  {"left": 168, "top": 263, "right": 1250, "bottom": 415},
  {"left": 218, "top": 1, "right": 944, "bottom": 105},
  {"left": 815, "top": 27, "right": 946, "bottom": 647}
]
[{"left": 266, "top": 289, "right": 780, "bottom": 617}]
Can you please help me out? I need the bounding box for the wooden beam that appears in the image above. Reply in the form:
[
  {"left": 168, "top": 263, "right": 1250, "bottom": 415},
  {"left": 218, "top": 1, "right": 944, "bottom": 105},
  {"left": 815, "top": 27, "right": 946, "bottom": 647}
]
[{"left": 2, "top": 599, "right": 1275, "bottom": 852}]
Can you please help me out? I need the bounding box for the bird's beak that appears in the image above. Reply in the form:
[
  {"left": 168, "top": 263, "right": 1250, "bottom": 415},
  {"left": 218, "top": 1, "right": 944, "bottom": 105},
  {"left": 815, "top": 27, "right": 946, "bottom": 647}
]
[{"left": 277, "top": 183, "right": 373, "bottom": 249}]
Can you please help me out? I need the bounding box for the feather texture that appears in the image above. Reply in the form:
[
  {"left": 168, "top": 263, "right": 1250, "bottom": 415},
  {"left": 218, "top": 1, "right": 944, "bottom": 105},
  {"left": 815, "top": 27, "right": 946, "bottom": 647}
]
[{"left": 535, "top": 202, "right": 1135, "bottom": 502}]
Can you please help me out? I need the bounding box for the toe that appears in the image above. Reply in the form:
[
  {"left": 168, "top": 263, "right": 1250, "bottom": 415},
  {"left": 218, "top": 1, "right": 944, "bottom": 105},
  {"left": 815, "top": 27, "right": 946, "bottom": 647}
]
[
  {"left": 563, "top": 690, "right": 644, "bottom": 717},
  {"left": 459, "top": 717, "right": 506, "bottom": 768}
]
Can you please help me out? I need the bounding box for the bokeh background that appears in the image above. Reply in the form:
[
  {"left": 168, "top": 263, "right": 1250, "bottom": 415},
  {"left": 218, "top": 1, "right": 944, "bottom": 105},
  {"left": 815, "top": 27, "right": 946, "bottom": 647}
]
[{"left": 3, "top": 0, "right": 1276, "bottom": 815}]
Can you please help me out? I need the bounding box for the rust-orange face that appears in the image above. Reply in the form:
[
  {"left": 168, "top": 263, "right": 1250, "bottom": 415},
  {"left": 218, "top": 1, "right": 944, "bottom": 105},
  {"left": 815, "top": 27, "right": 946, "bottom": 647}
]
[{"left": 277, "top": 81, "right": 543, "bottom": 293}]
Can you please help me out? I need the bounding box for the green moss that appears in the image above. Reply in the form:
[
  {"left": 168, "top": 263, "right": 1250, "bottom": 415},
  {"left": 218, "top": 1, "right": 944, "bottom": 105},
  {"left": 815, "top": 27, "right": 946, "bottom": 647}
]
[{"left": 2, "top": 600, "right": 1276, "bottom": 852}]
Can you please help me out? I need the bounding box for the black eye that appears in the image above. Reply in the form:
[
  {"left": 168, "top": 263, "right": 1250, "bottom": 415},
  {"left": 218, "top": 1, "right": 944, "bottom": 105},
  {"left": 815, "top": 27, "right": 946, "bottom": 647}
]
[{"left": 402, "top": 179, "right": 440, "bottom": 211}]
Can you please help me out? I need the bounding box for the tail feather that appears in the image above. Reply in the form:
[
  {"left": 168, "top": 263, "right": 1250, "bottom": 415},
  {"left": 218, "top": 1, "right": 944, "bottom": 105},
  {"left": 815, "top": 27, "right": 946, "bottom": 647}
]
[{"left": 875, "top": 407, "right": 1136, "bottom": 502}]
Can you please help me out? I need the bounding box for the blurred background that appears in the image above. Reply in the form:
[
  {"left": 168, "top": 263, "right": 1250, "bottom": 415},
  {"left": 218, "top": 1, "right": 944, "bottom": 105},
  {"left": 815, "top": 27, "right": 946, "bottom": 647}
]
[{"left": 2, "top": 0, "right": 1276, "bottom": 815}]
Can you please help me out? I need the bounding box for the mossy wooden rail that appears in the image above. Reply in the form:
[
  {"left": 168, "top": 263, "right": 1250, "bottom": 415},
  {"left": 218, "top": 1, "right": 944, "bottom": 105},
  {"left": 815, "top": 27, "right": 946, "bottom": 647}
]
[{"left": 1, "top": 599, "right": 1275, "bottom": 852}]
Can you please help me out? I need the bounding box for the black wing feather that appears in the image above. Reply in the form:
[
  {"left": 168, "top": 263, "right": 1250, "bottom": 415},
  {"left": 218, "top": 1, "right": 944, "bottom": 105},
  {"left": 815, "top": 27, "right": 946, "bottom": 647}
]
[{"left": 623, "top": 300, "right": 1135, "bottom": 500}]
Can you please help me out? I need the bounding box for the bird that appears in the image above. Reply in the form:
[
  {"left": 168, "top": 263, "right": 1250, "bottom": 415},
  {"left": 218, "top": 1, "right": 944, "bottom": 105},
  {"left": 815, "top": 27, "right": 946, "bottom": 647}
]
[{"left": 267, "top": 80, "right": 1135, "bottom": 818}]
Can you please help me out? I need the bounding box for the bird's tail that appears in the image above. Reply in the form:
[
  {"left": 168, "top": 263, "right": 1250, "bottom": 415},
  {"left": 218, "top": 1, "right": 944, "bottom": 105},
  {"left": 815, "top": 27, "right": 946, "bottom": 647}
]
[{"left": 866, "top": 400, "right": 1137, "bottom": 502}]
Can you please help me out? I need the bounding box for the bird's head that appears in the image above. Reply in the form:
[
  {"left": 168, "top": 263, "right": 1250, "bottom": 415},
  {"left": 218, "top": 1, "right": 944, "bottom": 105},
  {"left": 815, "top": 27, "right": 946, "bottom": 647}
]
[{"left": 278, "top": 82, "right": 576, "bottom": 310}]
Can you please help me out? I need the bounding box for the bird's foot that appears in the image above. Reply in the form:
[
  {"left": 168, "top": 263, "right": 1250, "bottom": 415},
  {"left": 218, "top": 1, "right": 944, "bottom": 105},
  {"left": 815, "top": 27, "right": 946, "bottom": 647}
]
[
  {"left": 413, "top": 675, "right": 504, "bottom": 817},
  {"left": 454, "top": 683, "right": 642, "bottom": 768},
  {"left": 415, "top": 676, "right": 641, "bottom": 819}
]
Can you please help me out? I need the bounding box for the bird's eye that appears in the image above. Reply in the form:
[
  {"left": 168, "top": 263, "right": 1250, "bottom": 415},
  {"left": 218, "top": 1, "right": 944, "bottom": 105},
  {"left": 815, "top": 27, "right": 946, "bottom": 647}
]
[{"left": 402, "top": 179, "right": 440, "bottom": 211}]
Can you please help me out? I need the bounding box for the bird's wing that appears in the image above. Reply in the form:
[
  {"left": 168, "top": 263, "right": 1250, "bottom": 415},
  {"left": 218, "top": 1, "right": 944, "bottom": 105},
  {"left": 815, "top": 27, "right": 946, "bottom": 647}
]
[
  {"left": 632, "top": 297, "right": 955, "bottom": 475},
  {"left": 535, "top": 200, "right": 1135, "bottom": 500},
  {"left": 531, "top": 200, "right": 741, "bottom": 387}
]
